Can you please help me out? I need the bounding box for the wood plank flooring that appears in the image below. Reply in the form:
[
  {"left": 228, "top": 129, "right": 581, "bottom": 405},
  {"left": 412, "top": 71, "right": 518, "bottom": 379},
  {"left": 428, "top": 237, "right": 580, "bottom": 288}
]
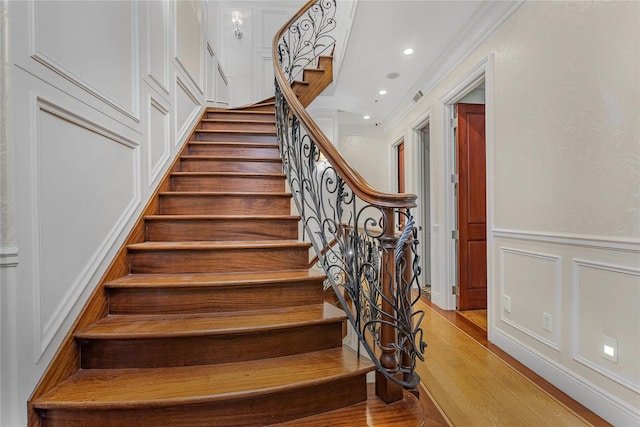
[{"left": 415, "top": 298, "right": 610, "bottom": 426}]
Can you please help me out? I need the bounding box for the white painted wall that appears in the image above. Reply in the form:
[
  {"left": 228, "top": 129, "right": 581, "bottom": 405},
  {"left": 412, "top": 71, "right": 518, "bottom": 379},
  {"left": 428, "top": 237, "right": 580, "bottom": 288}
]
[
  {"left": 0, "top": 1, "right": 228, "bottom": 425},
  {"left": 380, "top": 1, "right": 639, "bottom": 424},
  {"left": 219, "top": 1, "right": 305, "bottom": 107}
]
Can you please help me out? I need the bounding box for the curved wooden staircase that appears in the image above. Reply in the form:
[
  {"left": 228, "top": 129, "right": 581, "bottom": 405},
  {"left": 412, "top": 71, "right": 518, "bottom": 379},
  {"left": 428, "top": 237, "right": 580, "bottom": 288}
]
[{"left": 29, "top": 99, "right": 427, "bottom": 426}]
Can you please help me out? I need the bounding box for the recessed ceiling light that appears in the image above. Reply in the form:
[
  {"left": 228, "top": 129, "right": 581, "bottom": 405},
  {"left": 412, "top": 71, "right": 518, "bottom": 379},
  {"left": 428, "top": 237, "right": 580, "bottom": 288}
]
[
  {"left": 403, "top": 48, "right": 414, "bottom": 55},
  {"left": 386, "top": 72, "right": 400, "bottom": 80},
  {"left": 363, "top": 115, "right": 371, "bottom": 120},
  {"left": 378, "top": 90, "right": 387, "bottom": 95}
]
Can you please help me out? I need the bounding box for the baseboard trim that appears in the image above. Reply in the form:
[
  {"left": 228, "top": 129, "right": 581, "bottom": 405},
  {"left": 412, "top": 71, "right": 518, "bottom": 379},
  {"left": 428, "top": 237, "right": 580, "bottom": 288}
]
[{"left": 493, "top": 328, "right": 640, "bottom": 426}]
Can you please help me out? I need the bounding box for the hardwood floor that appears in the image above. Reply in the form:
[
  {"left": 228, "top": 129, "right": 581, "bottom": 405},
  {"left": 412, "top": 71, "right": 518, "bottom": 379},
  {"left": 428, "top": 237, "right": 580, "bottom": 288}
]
[
  {"left": 457, "top": 308, "right": 487, "bottom": 331},
  {"left": 416, "top": 298, "right": 611, "bottom": 426}
]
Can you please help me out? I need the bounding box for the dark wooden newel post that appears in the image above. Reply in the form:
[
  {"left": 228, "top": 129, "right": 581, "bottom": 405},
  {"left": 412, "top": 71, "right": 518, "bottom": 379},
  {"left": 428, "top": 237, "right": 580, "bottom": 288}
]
[{"left": 375, "top": 208, "right": 404, "bottom": 403}]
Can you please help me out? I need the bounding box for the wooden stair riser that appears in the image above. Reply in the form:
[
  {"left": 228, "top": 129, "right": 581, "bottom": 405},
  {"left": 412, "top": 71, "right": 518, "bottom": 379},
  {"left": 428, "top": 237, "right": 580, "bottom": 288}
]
[
  {"left": 193, "top": 131, "right": 277, "bottom": 143},
  {"left": 35, "top": 375, "right": 368, "bottom": 427},
  {"left": 179, "top": 157, "right": 283, "bottom": 173},
  {"left": 206, "top": 111, "right": 275, "bottom": 122},
  {"left": 240, "top": 103, "right": 275, "bottom": 112},
  {"left": 107, "top": 281, "right": 324, "bottom": 315},
  {"left": 79, "top": 322, "right": 344, "bottom": 369},
  {"left": 200, "top": 120, "right": 276, "bottom": 132},
  {"left": 145, "top": 217, "right": 299, "bottom": 241},
  {"left": 158, "top": 193, "right": 292, "bottom": 215},
  {"left": 188, "top": 142, "right": 280, "bottom": 158},
  {"left": 128, "top": 246, "right": 310, "bottom": 274},
  {"left": 170, "top": 174, "right": 285, "bottom": 192}
]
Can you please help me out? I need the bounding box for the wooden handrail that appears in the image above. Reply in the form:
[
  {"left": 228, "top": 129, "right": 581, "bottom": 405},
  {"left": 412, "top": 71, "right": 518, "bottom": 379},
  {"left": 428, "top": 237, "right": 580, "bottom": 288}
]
[{"left": 272, "top": 0, "right": 417, "bottom": 209}]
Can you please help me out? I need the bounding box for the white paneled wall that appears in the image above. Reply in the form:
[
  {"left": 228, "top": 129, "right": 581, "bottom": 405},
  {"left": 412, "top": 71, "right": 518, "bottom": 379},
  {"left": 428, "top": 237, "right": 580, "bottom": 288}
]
[
  {"left": 1, "top": 1, "right": 228, "bottom": 425},
  {"left": 219, "top": 1, "right": 304, "bottom": 107}
]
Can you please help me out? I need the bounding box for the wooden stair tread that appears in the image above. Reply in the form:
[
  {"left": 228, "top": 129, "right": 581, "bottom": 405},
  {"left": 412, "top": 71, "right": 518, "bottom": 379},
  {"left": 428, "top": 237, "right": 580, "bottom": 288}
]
[
  {"left": 206, "top": 109, "right": 274, "bottom": 115},
  {"left": 180, "top": 155, "right": 282, "bottom": 161},
  {"left": 201, "top": 118, "right": 275, "bottom": 124},
  {"left": 106, "top": 270, "right": 325, "bottom": 288},
  {"left": 171, "top": 171, "right": 285, "bottom": 178},
  {"left": 34, "top": 348, "right": 374, "bottom": 409},
  {"left": 159, "top": 191, "right": 291, "bottom": 196},
  {"left": 189, "top": 141, "right": 278, "bottom": 146},
  {"left": 76, "top": 303, "right": 345, "bottom": 339},
  {"left": 272, "top": 387, "right": 426, "bottom": 427},
  {"left": 195, "top": 129, "right": 276, "bottom": 135},
  {"left": 127, "top": 240, "right": 311, "bottom": 251},
  {"left": 145, "top": 214, "right": 300, "bottom": 221}
]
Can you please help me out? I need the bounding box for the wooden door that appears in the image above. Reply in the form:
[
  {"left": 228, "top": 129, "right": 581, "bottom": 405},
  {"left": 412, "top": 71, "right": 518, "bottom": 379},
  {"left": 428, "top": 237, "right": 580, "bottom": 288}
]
[{"left": 456, "top": 103, "right": 486, "bottom": 310}]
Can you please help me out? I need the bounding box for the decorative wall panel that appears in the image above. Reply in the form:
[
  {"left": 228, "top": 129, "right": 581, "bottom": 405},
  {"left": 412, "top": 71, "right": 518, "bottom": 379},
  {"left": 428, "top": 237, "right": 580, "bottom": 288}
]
[
  {"left": 175, "top": 77, "right": 200, "bottom": 144},
  {"left": 176, "top": 0, "right": 204, "bottom": 94},
  {"left": 32, "top": 1, "right": 139, "bottom": 120},
  {"left": 260, "top": 10, "right": 289, "bottom": 50},
  {"left": 500, "top": 247, "right": 561, "bottom": 350},
  {"left": 573, "top": 259, "right": 640, "bottom": 393},
  {"left": 33, "top": 99, "right": 139, "bottom": 359},
  {"left": 147, "top": 95, "right": 170, "bottom": 185},
  {"left": 147, "top": 0, "right": 170, "bottom": 95}
]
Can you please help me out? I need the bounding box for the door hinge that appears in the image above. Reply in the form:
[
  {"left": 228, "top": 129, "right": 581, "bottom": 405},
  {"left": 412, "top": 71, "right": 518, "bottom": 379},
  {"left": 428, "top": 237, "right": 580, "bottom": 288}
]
[
  {"left": 450, "top": 118, "right": 458, "bottom": 129},
  {"left": 452, "top": 230, "right": 459, "bottom": 240},
  {"left": 451, "top": 174, "right": 458, "bottom": 184},
  {"left": 452, "top": 286, "right": 458, "bottom": 295}
]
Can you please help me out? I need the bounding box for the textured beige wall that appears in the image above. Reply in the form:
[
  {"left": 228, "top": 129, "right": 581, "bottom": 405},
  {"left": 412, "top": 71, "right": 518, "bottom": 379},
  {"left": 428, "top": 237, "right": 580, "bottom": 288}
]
[
  {"left": 492, "top": 0, "right": 639, "bottom": 238},
  {"left": 338, "top": 134, "right": 392, "bottom": 193},
  {"left": 383, "top": 1, "right": 639, "bottom": 423}
]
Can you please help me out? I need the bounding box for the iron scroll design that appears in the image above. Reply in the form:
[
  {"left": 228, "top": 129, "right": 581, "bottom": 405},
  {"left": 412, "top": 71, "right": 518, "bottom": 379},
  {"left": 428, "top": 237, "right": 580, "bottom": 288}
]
[
  {"left": 277, "top": 0, "right": 337, "bottom": 83},
  {"left": 274, "top": 81, "right": 426, "bottom": 388},
  {"left": 273, "top": 0, "right": 426, "bottom": 390}
]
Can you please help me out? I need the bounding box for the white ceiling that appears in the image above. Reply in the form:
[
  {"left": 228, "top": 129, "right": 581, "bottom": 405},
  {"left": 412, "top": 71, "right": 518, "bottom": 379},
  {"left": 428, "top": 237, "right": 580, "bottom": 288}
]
[{"left": 309, "top": 0, "right": 521, "bottom": 135}]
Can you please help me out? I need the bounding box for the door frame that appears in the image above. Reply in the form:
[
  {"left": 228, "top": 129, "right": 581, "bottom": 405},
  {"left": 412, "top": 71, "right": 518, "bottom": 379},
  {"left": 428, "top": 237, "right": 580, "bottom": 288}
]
[
  {"left": 440, "top": 53, "right": 495, "bottom": 339},
  {"left": 409, "top": 113, "right": 432, "bottom": 292}
]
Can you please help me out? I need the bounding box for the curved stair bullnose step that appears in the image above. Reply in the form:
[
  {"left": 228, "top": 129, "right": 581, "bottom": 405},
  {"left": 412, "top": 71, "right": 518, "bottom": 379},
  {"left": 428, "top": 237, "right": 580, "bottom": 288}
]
[{"left": 33, "top": 348, "right": 375, "bottom": 427}]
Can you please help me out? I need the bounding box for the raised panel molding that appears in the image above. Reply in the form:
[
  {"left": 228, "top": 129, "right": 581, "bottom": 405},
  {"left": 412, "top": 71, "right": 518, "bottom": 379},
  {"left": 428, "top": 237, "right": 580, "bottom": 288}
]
[
  {"left": 147, "top": 95, "right": 170, "bottom": 186},
  {"left": 30, "top": 0, "right": 140, "bottom": 122},
  {"left": 32, "top": 98, "right": 140, "bottom": 361},
  {"left": 146, "top": 0, "right": 170, "bottom": 96},
  {"left": 499, "top": 247, "right": 561, "bottom": 350},
  {"left": 175, "top": 0, "right": 204, "bottom": 95},
  {"left": 260, "top": 9, "right": 289, "bottom": 50},
  {"left": 260, "top": 56, "right": 274, "bottom": 100},
  {"left": 572, "top": 259, "right": 640, "bottom": 393},
  {"left": 175, "top": 76, "right": 201, "bottom": 144},
  {"left": 216, "top": 64, "right": 229, "bottom": 105}
]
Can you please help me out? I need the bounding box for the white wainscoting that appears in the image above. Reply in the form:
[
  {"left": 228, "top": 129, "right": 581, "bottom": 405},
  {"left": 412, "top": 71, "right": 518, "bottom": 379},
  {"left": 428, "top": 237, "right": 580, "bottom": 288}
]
[
  {"left": 492, "top": 229, "right": 640, "bottom": 426},
  {"left": 147, "top": 94, "right": 171, "bottom": 186},
  {"left": 499, "top": 247, "right": 561, "bottom": 350},
  {"left": 175, "top": 0, "right": 204, "bottom": 95},
  {"left": 32, "top": 98, "right": 140, "bottom": 361},
  {"left": 572, "top": 259, "right": 640, "bottom": 394},
  {"left": 175, "top": 76, "right": 201, "bottom": 145},
  {"left": 30, "top": 0, "right": 140, "bottom": 121},
  {"left": 146, "top": 0, "right": 170, "bottom": 96}
]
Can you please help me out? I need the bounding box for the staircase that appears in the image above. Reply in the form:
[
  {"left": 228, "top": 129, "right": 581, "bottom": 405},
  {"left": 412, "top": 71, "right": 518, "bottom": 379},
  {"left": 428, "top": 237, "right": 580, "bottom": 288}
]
[{"left": 30, "top": 99, "right": 426, "bottom": 426}]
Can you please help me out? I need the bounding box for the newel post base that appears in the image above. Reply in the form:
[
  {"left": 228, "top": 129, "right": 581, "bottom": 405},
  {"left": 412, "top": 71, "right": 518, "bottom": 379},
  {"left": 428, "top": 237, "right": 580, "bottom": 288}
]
[{"left": 375, "top": 370, "right": 403, "bottom": 403}]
